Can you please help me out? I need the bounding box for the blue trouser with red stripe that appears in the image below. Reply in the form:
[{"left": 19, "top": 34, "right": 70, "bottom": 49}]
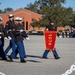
[
  {"left": 5, "top": 39, "right": 16, "bottom": 55},
  {"left": 10, "top": 42, "right": 25, "bottom": 61},
  {"left": 42, "top": 48, "right": 59, "bottom": 59},
  {"left": 0, "top": 38, "right": 7, "bottom": 59}
]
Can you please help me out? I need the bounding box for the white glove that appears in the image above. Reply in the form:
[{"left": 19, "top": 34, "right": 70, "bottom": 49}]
[
  {"left": 20, "top": 29, "right": 23, "bottom": 32},
  {"left": 8, "top": 36, "right": 12, "bottom": 40},
  {"left": 4, "top": 37, "right": 8, "bottom": 40},
  {"left": 0, "top": 36, "right": 1, "bottom": 39},
  {"left": 26, "top": 37, "right": 30, "bottom": 40}
]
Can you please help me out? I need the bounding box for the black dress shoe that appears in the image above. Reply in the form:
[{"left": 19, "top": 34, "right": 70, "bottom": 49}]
[
  {"left": 20, "top": 60, "right": 26, "bottom": 63},
  {"left": 2, "top": 58, "right": 7, "bottom": 60},
  {"left": 55, "top": 57, "right": 60, "bottom": 59},
  {"left": 8, "top": 56, "right": 13, "bottom": 62},
  {"left": 42, "top": 56, "right": 48, "bottom": 59},
  {"left": 24, "top": 56, "right": 27, "bottom": 58},
  {"left": 14, "top": 57, "right": 19, "bottom": 59}
]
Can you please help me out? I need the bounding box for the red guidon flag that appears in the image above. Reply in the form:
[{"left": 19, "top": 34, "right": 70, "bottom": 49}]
[{"left": 44, "top": 31, "right": 57, "bottom": 50}]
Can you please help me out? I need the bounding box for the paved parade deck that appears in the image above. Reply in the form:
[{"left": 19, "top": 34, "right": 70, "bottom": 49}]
[{"left": 0, "top": 35, "right": 75, "bottom": 75}]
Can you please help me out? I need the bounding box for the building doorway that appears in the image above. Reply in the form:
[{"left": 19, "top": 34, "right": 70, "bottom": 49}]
[{"left": 26, "top": 21, "right": 28, "bottom": 30}]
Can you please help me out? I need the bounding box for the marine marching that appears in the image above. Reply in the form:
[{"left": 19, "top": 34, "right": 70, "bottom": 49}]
[
  {"left": 0, "top": 14, "right": 60, "bottom": 63},
  {"left": 0, "top": 14, "right": 29, "bottom": 63}
]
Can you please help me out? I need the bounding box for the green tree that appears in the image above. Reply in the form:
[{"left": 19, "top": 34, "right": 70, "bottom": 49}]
[
  {"left": 25, "top": 1, "right": 40, "bottom": 13},
  {"left": 0, "top": 9, "right": 3, "bottom": 14},
  {"left": 25, "top": 0, "right": 75, "bottom": 28},
  {"left": 68, "top": 12, "right": 75, "bottom": 27},
  {"left": 3, "top": 7, "right": 13, "bottom": 13}
]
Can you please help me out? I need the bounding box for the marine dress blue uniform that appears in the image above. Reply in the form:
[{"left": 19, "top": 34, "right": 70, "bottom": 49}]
[
  {"left": 4, "top": 14, "right": 16, "bottom": 56},
  {"left": 8, "top": 17, "right": 29, "bottom": 63},
  {"left": 42, "top": 21, "right": 60, "bottom": 59},
  {"left": 0, "top": 17, "right": 9, "bottom": 60}
]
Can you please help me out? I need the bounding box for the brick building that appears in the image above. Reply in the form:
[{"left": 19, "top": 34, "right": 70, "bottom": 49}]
[{"left": 1, "top": 8, "right": 42, "bottom": 31}]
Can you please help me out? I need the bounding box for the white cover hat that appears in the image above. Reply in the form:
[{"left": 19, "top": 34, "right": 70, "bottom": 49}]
[
  {"left": 14, "top": 17, "right": 20, "bottom": 21},
  {"left": 19, "top": 18, "right": 23, "bottom": 21},
  {"left": 14, "top": 17, "right": 23, "bottom": 21},
  {"left": 8, "top": 14, "right": 14, "bottom": 18}
]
